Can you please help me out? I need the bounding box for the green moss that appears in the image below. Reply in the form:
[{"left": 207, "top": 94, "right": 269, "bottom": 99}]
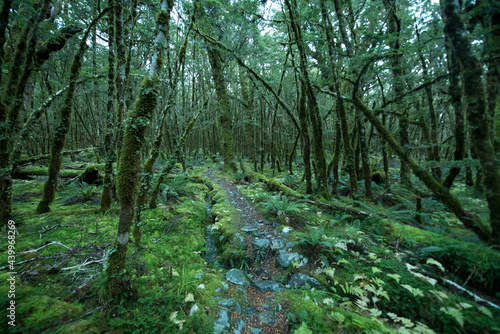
[
  {"left": 379, "top": 219, "right": 500, "bottom": 294},
  {"left": 268, "top": 177, "right": 304, "bottom": 198}
]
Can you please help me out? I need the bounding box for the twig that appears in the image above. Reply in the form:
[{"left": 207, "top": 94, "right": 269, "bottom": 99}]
[
  {"left": 61, "top": 258, "right": 106, "bottom": 271},
  {"left": 19, "top": 241, "right": 72, "bottom": 256},
  {"left": 0, "top": 257, "right": 38, "bottom": 270}
]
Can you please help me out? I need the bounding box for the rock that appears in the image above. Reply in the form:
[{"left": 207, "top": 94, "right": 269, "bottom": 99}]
[
  {"left": 281, "top": 227, "right": 293, "bottom": 234},
  {"left": 218, "top": 298, "right": 235, "bottom": 308},
  {"left": 271, "top": 239, "right": 286, "bottom": 250},
  {"left": 258, "top": 311, "right": 274, "bottom": 323},
  {"left": 235, "top": 301, "right": 242, "bottom": 314},
  {"left": 288, "top": 273, "right": 323, "bottom": 290},
  {"left": 241, "top": 226, "right": 259, "bottom": 232},
  {"left": 189, "top": 303, "right": 199, "bottom": 316},
  {"left": 226, "top": 269, "right": 252, "bottom": 286},
  {"left": 252, "top": 239, "right": 270, "bottom": 249},
  {"left": 234, "top": 319, "right": 245, "bottom": 334},
  {"left": 246, "top": 306, "right": 258, "bottom": 315},
  {"left": 197, "top": 283, "right": 205, "bottom": 290},
  {"left": 221, "top": 281, "right": 229, "bottom": 290},
  {"left": 215, "top": 309, "right": 230, "bottom": 328},
  {"left": 252, "top": 231, "right": 265, "bottom": 237},
  {"left": 232, "top": 233, "right": 247, "bottom": 250},
  {"left": 254, "top": 280, "right": 285, "bottom": 292},
  {"left": 252, "top": 328, "right": 262, "bottom": 333},
  {"left": 196, "top": 272, "right": 204, "bottom": 279},
  {"left": 235, "top": 287, "right": 247, "bottom": 295},
  {"left": 277, "top": 252, "right": 308, "bottom": 268}
]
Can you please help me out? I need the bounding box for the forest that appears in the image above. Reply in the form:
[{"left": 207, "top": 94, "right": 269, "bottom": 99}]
[{"left": 0, "top": 0, "right": 500, "bottom": 332}]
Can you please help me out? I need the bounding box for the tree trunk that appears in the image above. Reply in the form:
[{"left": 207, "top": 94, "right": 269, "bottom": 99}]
[
  {"left": 441, "top": 0, "right": 500, "bottom": 244},
  {"left": 353, "top": 96, "right": 491, "bottom": 241},
  {"left": 106, "top": 0, "right": 173, "bottom": 295},
  {"left": 101, "top": 8, "right": 116, "bottom": 211},
  {"left": 36, "top": 9, "right": 107, "bottom": 213}
]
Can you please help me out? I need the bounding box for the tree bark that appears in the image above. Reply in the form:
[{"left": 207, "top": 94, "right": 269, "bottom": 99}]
[
  {"left": 36, "top": 9, "right": 108, "bottom": 214},
  {"left": 106, "top": 0, "right": 173, "bottom": 295},
  {"left": 441, "top": 0, "right": 500, "bottom": 244}
]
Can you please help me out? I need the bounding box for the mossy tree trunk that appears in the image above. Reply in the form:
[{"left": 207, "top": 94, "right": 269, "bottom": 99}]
[
  {"left": 106, "top": 0, "right": 173, "bottom": 296},
  {"left": 286, "top": 0, "right": 329, "bottom": 199},
  {"left": 36, "top": 10, "right": 108, "bottom": 214},
  {"left": 358, "top": 118, "right": 372, "bottom": 199},
  {"left": 100, "top": 8, "right": 116, "bottom": 211},
  {"left": 383, "top": 0, "right": 412, "bottom": 188},
  {"left": 148, "top": 111, "right": 201, "bottom": 209},
  {"left": 442, "top": 39, "right": 465, "bottom": 188},
  {"left": 1, "top": 0, "right": 51, "bottom": 222},
  {"left": 353, "top": 96, "right": 491, "bottom": 241},
  {"left": 320, "top": 0, "right": 358, "bottom": 197},
  {"left": 207, "top": 45, "right": 237, "bottom": 173},
  {"left": 441, "top": 0, "right": 500, "bottom": 244},
  {"left": 416, "top": 26, "right": 442, "bottom": 182}
]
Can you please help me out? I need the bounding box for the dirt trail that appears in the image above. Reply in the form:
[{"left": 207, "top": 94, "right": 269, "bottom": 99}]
[{"left": 204, "top": 170, "right": 292, "bottom": 334}]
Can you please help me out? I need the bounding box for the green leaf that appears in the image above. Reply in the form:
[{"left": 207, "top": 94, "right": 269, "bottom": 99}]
[
  {"left": 478, "top": 306, "right": 493, "bottom": 318},
  {"left": 372, "top": 266, "right": 382, "bottom": 274},
  {"left": 387, "top": 273, "right": 401, "bottom": 283},
  {"left": 426, "top": 258, "right": 445, "bottom": 272},
  {"left": 440, "top": 307, "right": 464, "bottom": 327}
]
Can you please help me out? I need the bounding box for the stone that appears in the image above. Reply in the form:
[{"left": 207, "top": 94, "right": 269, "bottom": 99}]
[
  {"left": 235, "top": 287, "right": 247, "bottom": 295},
  {"left": 189, "top": 303, "right": 199, "bottom": 316},
  {"left": 252, "top": 238, "right": 270, "bottom": 249},
  {"left": 258, "top": 311, "right": 274, "bottom": 323},
  {"left": 221, "top": 281, "right": 229, "bottom": 290},
  {"left": 277, "top": 252, "right": 308, "bottom": 268},
  {"left": 232, "top": 233, "right": 246, "bottom": 250},
  {"left": 281, "top": 227, "right": 293, "bottom": 235},
  {"left": 271, "top": 239, "right": 286, "bottom": 250},
  {"left": 197, "top": 283, "right": 205, "bottom": 290},
  {"left": 226, "top": 268, "right": 252, "bottom": 286},
  {"left": 246, "top": 306, "right": 258, "bottom": 315},
  {"left": 251, "top": 328, "right": 262, "bottom": 334},
  {"left": 218, "top": 298, "right": 235, "bottom": 308},
  {"left": 235, "top": 301, "right": 242, "bottom": 314},
  {"left": 241, "top": 226, "right": 259, "bottom": 232},
  {"left": 254, "top": 280, "right": 285, "bottom": 292},
  {"left": 215, "top": 309, "right": 230, "bottom": 328},
  {"left": 288, "top": 273, "right": 324, "bottom": 290},
  {"left": 234, "top": 319, "right": 245, "bottom": 334},
  {"left": 196, "top": 272, "right": 204, "bottom": 279}
]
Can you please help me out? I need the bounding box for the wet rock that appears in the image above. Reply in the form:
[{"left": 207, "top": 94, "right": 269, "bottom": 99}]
[
  {"left": 234, "top": 319, "right": 245, "bottom": 334},
  {"left": 246, "top": 306, "right": 258, "bottom": 315},
  {"left": 277, "top": 252, "right": 308, "bottom": 268},
  {"left": 226, "top": 269, "right": 252, "bottom": 286},
  {"left": 288, "top": 273, "right": 323, "bottom": 290},
  {"left": 215, "top": 309, "right": 230, "bottom": 330},
  {"left": 232, "top": 233, "right": 247, "bottom": 250},
  {"left": 218, "top": 298, "right": 235, "bottom": 308},
  {"left": 258, "top": 311, "right": 274, "bottom": 323},
  {"left": 235, "top": 301, "right": 242, "bottom": 314},
  {"left": 241, "top": 226, "right": 259, "bottom": 232},
  {"left": 254, "top": 280, "right": 285, "bottom": 292},
  {"left": 252, "top": 238, "right": 270, "bottom": 249},
  {"left": 271, "top": 239, "right": 286, "bottom": 250},
  {"left": 189, "top": 303, "right": 199, "bottom": 316}
]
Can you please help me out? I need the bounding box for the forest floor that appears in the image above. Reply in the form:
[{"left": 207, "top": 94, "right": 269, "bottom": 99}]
[{"left": 1, "top": 155, "right": 500, "bottom": 333}]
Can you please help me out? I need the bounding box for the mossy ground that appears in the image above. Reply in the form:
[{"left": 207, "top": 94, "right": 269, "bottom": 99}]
[{"left": 1, "top": 154, "right": 499, "bottom": 333}]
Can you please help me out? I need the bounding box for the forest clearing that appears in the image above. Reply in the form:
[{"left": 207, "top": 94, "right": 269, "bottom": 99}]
[{"left": 1, "top": 0, "right": 500, "bottom": 333}]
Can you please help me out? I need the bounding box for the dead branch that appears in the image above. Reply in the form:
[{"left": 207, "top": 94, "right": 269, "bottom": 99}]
[{"left": 19, "top": 241, "right": 72, "bottom": 256}]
